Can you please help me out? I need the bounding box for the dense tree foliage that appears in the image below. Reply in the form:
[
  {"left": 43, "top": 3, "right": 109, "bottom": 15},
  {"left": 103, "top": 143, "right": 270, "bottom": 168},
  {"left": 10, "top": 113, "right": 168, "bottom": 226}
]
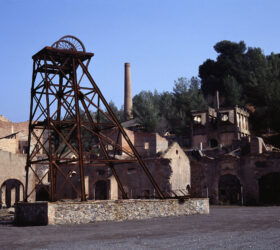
[
  {"left": 199, "top": 40, "right": 267, "bottom": 107},
  {"left": 199, "top": 40, "right": 280, "bottom": 134},
  {"left": 132, "top": 77, "right": 207, "bottom": 134},
  {"left": 132, "top": 90, "right": 161, "bottom": 132},
  {"left": 108, "top": 101, "right": 125, "bottom": 123}
]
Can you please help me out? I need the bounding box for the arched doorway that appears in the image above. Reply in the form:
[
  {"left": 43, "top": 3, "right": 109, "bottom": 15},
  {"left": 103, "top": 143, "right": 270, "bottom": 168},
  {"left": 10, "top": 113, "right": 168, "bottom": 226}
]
[
  {"left": 259, "top": 172, "right": 280, "bottom": 205},
  {"left": 218, "top": 174, "right": 241, "bottom": 205},
  {"left": 1, "top": 179, "right": 24, "bottom": 208},
  {"left": 95, "top": 180, "right": 108, "bottom": 200}
]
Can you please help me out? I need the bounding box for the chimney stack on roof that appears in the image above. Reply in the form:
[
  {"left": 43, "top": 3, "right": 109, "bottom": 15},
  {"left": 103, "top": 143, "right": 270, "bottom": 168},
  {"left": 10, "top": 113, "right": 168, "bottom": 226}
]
[{"left": 124, "top": 62, "right": 133, "bottom": 120}]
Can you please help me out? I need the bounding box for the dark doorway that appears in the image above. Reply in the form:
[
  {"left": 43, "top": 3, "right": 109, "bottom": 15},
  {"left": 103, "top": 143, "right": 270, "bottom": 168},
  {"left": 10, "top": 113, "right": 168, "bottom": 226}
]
[
  {"left": 218, "top": 174, "right": 241, "bottom": 205},
  {"left": 95, "top": 180, "right": 108, "bottom": 200},
  {"left": 36, "top": 184, "right": 50, "bottom": 201},
  {"left": 259, "top": 172, "right": 280, "bottom": 205},
  {"left": 210, "top": 139, "right": 218, "bottom": 148}
]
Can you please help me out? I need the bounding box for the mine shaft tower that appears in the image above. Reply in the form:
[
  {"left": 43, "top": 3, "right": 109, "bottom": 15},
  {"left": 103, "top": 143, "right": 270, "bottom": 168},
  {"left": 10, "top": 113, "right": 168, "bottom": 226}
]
[{"left": 25, "top": 36, "right": 165, "bottom": 202}]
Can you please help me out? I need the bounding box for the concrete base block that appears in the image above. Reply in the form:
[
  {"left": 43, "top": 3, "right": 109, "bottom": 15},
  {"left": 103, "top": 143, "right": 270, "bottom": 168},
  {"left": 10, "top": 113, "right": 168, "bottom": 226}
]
[
  {"left": 15, "top": 202, "right": 48, "bottom": 226},
  {"left": 15, "top": 198, "right": 209, "bottom": 226}
]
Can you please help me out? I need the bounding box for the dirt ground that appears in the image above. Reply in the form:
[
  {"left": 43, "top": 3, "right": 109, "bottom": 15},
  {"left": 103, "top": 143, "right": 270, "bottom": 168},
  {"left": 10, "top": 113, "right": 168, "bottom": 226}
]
[{"left": 0, "top": 206, "right": 280, "bottom": 249}]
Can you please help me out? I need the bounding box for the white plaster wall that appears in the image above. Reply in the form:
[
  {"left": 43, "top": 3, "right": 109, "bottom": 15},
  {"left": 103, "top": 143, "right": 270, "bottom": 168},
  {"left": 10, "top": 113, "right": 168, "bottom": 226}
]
[
  {"left": 0, "top": 150, "right": 35, "bottom": 201},
  {"left": 161, "top": 142, "right": 190, "bottom": 193},
  {"left": 0, "top": 138, "right": 18, "bottom": 154},
  {"left": 109, "top": 175, "right": 118, "bottom": 200},
  {"left": 0, "top": 150, "right": 26, "bottom": 186},
  {"left": 155, "top": 134, "right": 168, "bottom": 154}
]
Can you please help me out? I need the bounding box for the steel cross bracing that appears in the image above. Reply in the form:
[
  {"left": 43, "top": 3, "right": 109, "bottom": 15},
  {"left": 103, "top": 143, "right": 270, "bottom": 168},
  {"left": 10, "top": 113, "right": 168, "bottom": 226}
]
[{"left": 24, "top": 37, "right": 165, "bottom": 202}]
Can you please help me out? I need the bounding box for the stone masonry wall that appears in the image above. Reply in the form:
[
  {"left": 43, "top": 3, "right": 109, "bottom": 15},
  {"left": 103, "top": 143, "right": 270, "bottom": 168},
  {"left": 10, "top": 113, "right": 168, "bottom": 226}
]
[{"left": 47, "top": 198, "right": 209, "bottom": 225}]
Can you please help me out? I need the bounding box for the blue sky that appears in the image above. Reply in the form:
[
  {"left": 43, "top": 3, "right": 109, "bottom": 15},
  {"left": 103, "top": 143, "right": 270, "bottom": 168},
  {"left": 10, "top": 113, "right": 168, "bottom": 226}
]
[{"left": 0, "top": 0, "right": 280, "bottom": 122}]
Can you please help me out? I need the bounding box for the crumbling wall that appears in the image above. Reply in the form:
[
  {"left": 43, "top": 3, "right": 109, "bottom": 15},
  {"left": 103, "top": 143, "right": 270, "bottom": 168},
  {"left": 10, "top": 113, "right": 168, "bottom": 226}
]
[
  {"left": 220, "top": 132, "right": 235, "bottom": 147},
  {"left": 0, "top": 150, "right": 35, "bottom": 206},
  {"left": 114, "top": 159, "right": 172, "bottom": 199},
  {"left": 161, "top": 142, "right": 190, "bottom": 195},
  {"left": 155, "top": 134, "right": 168, "bottom": 153},
  {"left": 190, "top": 161, "right": 205, "bottom": 198},
  {"left": 250, "top": 137, "right": 267, "bottom": 154},
  {"left": 192, "top": 135, "right": 208, "bottom": 149},
  {"left": 123, "top": 129, "right": 135, "bottom": 153},
  {"left": 134, "top": 132, "right": 157, "bottom": 157},
  {"left": 190, "top": 151, "right": 280, "bottom": 205},
  {"left": 0, "top": 117, "right": 40, "bottom": 154},
  {"left": 0, "top": 138, "right": 18, "bottom": 154},
  {"left": 52, "top": 158, "right": 172, "bottom": 201},
  {"left": 0, "top": 150, "right": 27, "bottom": 188}
]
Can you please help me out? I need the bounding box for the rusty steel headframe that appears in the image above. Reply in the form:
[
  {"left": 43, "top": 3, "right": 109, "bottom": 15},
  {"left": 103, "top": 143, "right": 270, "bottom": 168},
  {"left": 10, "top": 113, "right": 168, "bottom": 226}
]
[{"left": 24, "top": 35, "right": 165, "bottom": 202}]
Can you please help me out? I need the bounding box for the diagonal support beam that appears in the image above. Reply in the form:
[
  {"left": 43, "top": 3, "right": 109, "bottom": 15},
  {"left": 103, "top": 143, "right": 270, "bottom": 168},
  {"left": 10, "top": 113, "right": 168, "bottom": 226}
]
[{"left": 78, "top": 59, "right": 165, "bottom": 199}]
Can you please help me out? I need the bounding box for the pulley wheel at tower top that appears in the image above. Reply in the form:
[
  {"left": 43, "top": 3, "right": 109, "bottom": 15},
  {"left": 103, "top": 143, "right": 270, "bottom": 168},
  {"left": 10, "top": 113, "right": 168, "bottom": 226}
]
[{"left": 51, "top": 35, "right": 86, "bottom": 52}]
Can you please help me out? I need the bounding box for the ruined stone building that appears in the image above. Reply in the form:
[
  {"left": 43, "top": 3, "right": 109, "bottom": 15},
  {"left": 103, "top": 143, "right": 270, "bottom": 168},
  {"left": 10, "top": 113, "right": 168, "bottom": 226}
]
[
  {"left": 35, "top": 62, "right": 191, "bottom": 201},
  {"left": 0, "top": 116, "right": 34, "bottom": 208},
  {"left": 50, "top": 132, "right": 190, "bottom": 201},
  {"left": 0, "top": 115, "right": 29, "bottom": 154},
  {"left": 32, "top": 122, "right": 190, "bottom": 201},
  {"left": 191, "top": 106, "right": 250, "bottom": 149},
  {"left": 0, "top": 60, "right": 191, "bottom": 206},
  {"left": 189, "top": 101, "right": 280, "bottom": 205},
  {"left": 0, "top": 116, "right": 191, "bottom": 206}
]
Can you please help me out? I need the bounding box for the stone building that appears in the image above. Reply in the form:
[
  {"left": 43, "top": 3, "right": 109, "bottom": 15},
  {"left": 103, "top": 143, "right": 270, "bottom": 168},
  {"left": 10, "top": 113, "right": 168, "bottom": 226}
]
[
  {"left": 0, "top": 114, "right": 191, "bottom": 205},
  {"left": 0, "top": 116, "right": 30, "bottom": 154},
  {"left": 0, "top": 116, "right": 35, "bottom": 207},
  {"left": 190, "top": 102, "right": 280, "bottom": 205},
  {"left": 191, "top": 106, "right": 250, "bottom": 149},
  {"left": 45, "top": 131, "right": 191, "bottom": 201},
  {"left": 0, "top": 150, "right": 34, "bottom": 207}
]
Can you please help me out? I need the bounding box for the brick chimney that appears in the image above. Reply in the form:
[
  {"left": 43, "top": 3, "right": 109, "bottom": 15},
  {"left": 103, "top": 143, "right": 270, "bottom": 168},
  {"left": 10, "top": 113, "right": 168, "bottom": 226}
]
[{"left": 124, "top": 62, "right": 133, "bottom": 120}]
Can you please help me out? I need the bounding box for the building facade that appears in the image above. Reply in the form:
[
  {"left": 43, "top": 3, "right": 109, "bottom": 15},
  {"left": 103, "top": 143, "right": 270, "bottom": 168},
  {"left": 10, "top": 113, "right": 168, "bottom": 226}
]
[
  {"left": 191, "top": 106, "right": 250, "bottom": 149},
  {"left": 190, "top": 103, "right": 280, "bottom": 205}
]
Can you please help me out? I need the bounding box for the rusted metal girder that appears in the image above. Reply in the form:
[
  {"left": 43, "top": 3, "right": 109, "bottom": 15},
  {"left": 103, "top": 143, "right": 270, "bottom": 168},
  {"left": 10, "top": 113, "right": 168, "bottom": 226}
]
[{"left": 24, "top": 36, "right": 165, "bottom": 202}]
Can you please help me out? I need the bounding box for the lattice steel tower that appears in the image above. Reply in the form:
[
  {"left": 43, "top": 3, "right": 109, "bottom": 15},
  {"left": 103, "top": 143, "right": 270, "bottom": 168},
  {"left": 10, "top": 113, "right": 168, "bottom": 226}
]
[{"left": 25, "top": 36, "right": 164, "bottom": 202}]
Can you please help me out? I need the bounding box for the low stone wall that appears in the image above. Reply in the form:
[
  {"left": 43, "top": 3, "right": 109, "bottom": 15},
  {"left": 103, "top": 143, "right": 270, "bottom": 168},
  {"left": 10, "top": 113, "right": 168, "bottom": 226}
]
[{"left": 16, "top": 198, "right": 209, "bottom": 225}]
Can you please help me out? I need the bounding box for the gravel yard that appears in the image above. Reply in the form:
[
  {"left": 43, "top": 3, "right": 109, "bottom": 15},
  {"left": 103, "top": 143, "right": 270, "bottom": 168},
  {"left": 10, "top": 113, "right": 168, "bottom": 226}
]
[{"left": 0, "top": 206, "right": 280, "bottom": 249}]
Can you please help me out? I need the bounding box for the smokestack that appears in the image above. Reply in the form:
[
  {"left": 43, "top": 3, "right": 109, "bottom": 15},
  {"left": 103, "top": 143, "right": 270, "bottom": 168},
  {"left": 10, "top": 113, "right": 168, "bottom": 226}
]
[
  {"left": 216, "top": 90, "right": 220, "bottom": 110},
  {"left": 124, "top": 62, "right": 133, "bottom": 120}
]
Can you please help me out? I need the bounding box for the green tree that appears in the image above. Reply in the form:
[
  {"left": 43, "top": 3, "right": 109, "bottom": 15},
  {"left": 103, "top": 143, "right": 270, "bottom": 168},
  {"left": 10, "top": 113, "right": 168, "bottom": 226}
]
[
  {"left": 170, "top": 77, "right": 207, "bottom": 134},
  {"left": 132, "top": 91, "right": 160, "bottom": 132},
  {"left": 198, "top": 40, "right": 280, "bottom": 136},
  {"left": 108, "top": 100, "right": 124, "bottom": 123},
  {"left": 132, "top": 77, "right": 207, "bottom": 134},
  {"left": 223, "top": 75, "right": 243, "bottom": 106},
  {"left": 251, "top": 53, "right": 280, "bottom": 133},
  {"left": 199, "top": 40, "right": 267, "bottom": 107}
]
